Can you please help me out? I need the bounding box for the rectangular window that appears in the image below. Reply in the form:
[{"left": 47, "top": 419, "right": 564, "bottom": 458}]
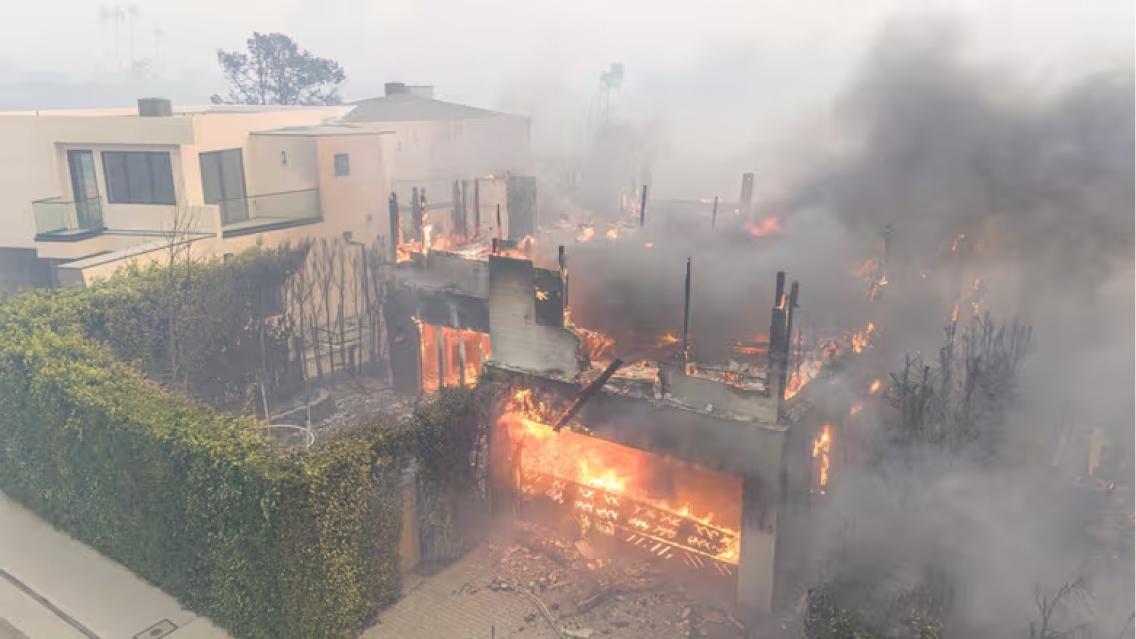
[
  {"left": 102, "top": 151, "right": 176, "bottom": 205},
  {"left": 334, "top": 153, "right": 350, "bottom": 177}
]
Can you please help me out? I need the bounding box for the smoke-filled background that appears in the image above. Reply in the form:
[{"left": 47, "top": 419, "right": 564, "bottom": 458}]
[{"left": 536, "top": 14, "right": 1133, "bottom": 637}]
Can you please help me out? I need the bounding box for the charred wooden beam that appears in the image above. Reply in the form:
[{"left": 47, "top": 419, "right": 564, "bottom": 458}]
[
  {"left": 882, "top": 224, "right": 893, "bottom": 275},
  {"left": 452, "top": 180, "right": 463, "bottom": 239},
  {"left": 387, "top": 192, "right": 400, "bottom": 262},
  {"left": 739, "top": 173, "right": 754, "bottom": 216},
  {"left": 712, "top": 195, "right": 719, "bottom": 229},
  {"left": 496, "top": 204, "right": 503, "bottom": 243},
  {"left": 473, "top": 179, "right": 481, "bottom": 238},
  {"left": 411, "top": 186, "right": 423, "bottom": 242},
  {"left": 558, "top": 244, "right": 568, "bottom": 309},
  {"left": 768, "top": 271, "right": 787, "bottom": 403},
  {"left": 639, "top": 184, "right": 649, "bottom": 227},
  {"left": 682, "top": 257, "right": 692, "bottom": 367},
  {"left": 777, "top": 280, "right": 799, "bottom": 420},
  {"left": 553, "top": 358, "right": 623, "bottom": 431}
]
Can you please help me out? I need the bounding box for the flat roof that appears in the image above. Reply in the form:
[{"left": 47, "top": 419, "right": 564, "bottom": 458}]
[
  {"left": 343, "top": 93, "right": 518, "bottom": 123},
  {"left": 252, "top": 124, "right": 393, "bottom": 137},
  {"left": 0, "top": 104, "right": 349, "bottom": 117}
]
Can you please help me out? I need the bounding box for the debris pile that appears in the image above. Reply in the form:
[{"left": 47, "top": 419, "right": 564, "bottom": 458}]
[{"left": 465, "top": 523, "right": 748, "bottom": 639}]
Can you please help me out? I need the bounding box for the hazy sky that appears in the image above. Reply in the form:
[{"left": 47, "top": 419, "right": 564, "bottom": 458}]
[
  {"left": 3, "top": 0, "right": 1130, "bottom": 107},
  {"left": 2, "top": 0, "right": 1131, "bottom": 194}
]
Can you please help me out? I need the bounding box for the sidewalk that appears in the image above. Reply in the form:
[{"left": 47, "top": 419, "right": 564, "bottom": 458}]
[{"left": 0, "top": 490, "right": 230, "bottom": 639}]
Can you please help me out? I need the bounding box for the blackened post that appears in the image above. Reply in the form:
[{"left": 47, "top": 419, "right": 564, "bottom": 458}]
[
  {"left": 473, "top": 179, "right": 481, "bottom": 238},
  {"left": 411, "top": 187, "right": 422, "bottom": 242},
  {"left": 492, "top": 238, "right": 499, "bottom": 255},
  {"left": 768, "top": 271, "right": 787, "bottom": 406},
  {"left": 452, "top": 180, "right": 462, "bottom": 239},
  {"left": 882, "top": 224, "right": 893, "bottom": 275},
  {"left": 553, "top": 358, "right": 623, "bottom": 431},
  {"left": 437, "top": 328, "right": 446, "bottom": 389},
  {"left": 387, "top": 192, "right": 400, "bottom": 262},
  {"left": 682, "top": 257, "right": 692, "bottom": 368},
  {"left": 558, "top": 244, "right": 568, "bottom": 309},
  {"left": 496, "top": 204, "right": 503, "bottom": 242},
  {"left": 460, "top": 179, "right": 470, "bottom": 239},
  {"left": 711, "top": 196, "right": 719, "bottom": 229},
  {"left": 739, "top": 172, "right": 754, "bottom": 216},
  {"left": 639, "top": 184, "right": 649, "bottom": 227},
  {"left": 778, "top": 281, "right": 800, "bottom": 419}
]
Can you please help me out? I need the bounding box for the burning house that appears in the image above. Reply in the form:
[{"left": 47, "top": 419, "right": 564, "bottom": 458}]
[
  {"left": 380, "top": 173, "right": 842, "bottom": 624},
  {"left": 479, "top": 262, "right": 827, "bottom": 624}
]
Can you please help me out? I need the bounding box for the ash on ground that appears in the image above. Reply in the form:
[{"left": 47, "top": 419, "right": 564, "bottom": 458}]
[{"left": 451, "top": 522, "right": 749, "bottom": 639}]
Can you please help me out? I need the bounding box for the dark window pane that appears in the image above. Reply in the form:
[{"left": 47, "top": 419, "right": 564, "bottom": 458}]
[
  {"left": 102, "top": 152, "right": 129, "bottom": 203},
  {"left": 334, "top": 153, "right": 350, "bottom": 177},
  {"left": 101, "top": 151, "right": 175, "bottom": 204},
  {"left": 149, "top": 153, "right": 176, "bottom": 205},
  {"left": 124, "top": 153, "right": 152, "bottom": 203}
]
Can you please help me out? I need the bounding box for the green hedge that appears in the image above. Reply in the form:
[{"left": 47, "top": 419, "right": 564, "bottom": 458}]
[
  {"left": 0, "top": 256, "right": 417, "bottom": 639},
  {"left": 0, "top": 249, "right": 306, "bottom": 408}
]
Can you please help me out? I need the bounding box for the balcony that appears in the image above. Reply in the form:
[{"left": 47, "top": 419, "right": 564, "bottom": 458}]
[
  {"left": 33, "top": 197, "right": 106, "bottom": 241},
  {"left": 220, "top": 188, "right": 323, "bottom": 238}
]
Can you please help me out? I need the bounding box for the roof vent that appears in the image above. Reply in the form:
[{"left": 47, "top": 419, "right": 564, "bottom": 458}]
[{"left": 137, "top": 97, "right": 172, "bottom": 117}]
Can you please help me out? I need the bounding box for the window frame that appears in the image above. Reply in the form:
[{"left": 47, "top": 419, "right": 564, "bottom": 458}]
[
  {"left": 101, "top": 151, "right": 176, "bottom": 205},
  {"left": 334, "top": 153, "right": 350, "bottom": 177}
]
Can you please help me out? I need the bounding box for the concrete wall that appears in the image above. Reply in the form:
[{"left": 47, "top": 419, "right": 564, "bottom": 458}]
[
  {"left": 314, "top": 134, "right": 390, "bottom": 242},
  {"left": 358, "top": 115, "right": 529, "bottom": 185},
  {"left": 247, "top": 135, "right": 320, "bottom": 196},
  {"left": 487, "top": 256, "right": 579, "bottom": 375}
]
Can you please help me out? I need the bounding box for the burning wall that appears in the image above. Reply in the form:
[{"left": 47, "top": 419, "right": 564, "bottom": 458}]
[
  {"left": 498, "top": 390, "right": 743, "bottom": 578},
  {"left": 484, "top": 363, "right": 817, "bottom": 620}
]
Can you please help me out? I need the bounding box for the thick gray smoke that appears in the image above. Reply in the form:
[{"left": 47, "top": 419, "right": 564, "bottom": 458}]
[
  {"left": 550, "top": 16, "right": 1133, "bottom": 635},
  {"left": 783, "top": 19, "right": 1134, "bottom": 637}
]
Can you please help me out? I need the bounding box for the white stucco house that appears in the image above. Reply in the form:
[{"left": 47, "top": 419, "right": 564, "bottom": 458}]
[{"left": 0, "top": 85, "right": 530, "bottom": 288}]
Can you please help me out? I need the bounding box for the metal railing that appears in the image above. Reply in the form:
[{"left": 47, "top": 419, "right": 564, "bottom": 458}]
[{"left": 33, "top": 196, "right": 105, "bottom": 237}]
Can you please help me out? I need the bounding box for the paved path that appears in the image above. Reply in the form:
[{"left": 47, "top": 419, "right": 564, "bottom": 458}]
[
  {"left": 0, "top": 491, "right": 230, "bottom": 639},
  {"left": 363, "top": 544, "right": 561, "bottom": 639}
]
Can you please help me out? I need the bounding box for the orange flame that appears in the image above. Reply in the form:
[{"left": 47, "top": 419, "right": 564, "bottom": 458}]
[
  {"left": 813, "top": 424, "right": 833, "bottom": 488},
  {"left": 851, "top": 322, "right": 876, "bottom": 354},
  {"left": 744, "top": 215, "right": 782, "bottom": 238},
  {"left": 869, "top": 379, "right": 882, "bottom": 395},
  {"left": 499, "top": 390, "right": 742, "bottom": 565}
]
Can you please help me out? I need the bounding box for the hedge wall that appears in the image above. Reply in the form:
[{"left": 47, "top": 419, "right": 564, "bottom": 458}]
[
  {"left": 0, "top": 257, "right": 415, "bottom": 639},
  {"left": 0, "top": 249, "right": 306, "bottom": 409}
]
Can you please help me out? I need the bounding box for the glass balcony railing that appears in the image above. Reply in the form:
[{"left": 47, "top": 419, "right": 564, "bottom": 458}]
[
  {"left": 219, "top": 188, "right": 322, "bottom": 235},
  {"left": 248, "top": 188, "right": 321, "bottom": 220},
  {"left": 33, "top": 197, "right": 105, "bottom": 239}
]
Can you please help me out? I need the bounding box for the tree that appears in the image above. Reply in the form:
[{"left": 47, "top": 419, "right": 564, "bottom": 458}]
[
  {"left": 885, "top": 314, "right": 1032, "bottom": 461},
  {"left": 212, "top": 32, "right": 345, "bottom": 106}
]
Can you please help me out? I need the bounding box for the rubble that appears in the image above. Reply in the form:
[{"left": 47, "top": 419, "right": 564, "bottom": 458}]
[{"left": 468, "top": 522, "right": 748, "bottom": 639}]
